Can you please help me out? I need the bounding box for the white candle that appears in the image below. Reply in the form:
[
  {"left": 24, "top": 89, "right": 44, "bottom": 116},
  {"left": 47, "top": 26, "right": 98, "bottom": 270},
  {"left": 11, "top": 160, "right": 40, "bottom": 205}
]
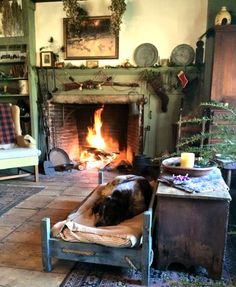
[{"left": 180, "top": 152, "right": 195, "bottom": 168}]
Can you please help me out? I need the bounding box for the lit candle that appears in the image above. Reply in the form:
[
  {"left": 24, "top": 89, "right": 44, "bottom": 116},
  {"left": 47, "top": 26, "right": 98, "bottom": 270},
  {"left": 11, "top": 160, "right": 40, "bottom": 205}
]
[{"left": 180, "top": 152, "right": 195, "bottom": 168}]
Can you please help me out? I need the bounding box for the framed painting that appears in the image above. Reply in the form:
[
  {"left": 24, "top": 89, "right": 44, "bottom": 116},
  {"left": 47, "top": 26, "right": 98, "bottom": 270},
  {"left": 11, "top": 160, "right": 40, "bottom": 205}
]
[{"left": 63, "top": 16, "right": 119, "bottom": 60}]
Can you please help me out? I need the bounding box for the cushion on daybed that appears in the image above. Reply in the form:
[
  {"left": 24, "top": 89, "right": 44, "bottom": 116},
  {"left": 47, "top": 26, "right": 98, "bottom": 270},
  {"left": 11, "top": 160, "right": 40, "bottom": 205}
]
[
  {"left": 51, "top": 175, "right": 150, "bottom": 248},
  {"left": 0, "top": 146, "right": 41, "bottom": 159}
]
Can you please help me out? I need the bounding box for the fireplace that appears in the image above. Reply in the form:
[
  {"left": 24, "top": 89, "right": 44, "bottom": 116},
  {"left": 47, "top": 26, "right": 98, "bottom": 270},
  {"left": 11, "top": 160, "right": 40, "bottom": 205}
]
[{"left": 46, "top": 91, "right": 145, "bottom": 168}]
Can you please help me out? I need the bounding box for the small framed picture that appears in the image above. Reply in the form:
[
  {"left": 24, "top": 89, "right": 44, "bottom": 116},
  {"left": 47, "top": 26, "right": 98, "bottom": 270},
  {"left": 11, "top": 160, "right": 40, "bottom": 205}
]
[
  {"left": 40, "top": 51, "right": 54, "bottom": 67},
  {"left": 86, "top": 60, "right": 99, "bottom": 68}
]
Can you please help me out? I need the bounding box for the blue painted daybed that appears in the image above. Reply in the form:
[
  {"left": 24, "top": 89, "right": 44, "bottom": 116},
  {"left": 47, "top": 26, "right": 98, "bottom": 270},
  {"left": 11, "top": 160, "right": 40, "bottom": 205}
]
[{"left": 41, "top": 176, "right": 156, "bottom": 286}]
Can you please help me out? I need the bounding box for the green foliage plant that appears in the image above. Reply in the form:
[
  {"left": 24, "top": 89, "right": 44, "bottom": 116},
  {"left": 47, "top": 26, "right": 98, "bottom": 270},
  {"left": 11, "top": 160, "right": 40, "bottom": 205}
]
[{"left": 177, "top": 101, "right": 236, "bottom": 163}]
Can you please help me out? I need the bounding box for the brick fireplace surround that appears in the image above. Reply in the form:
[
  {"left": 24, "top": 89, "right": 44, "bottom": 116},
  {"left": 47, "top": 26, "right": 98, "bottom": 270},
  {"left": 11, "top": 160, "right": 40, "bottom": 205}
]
[{"left": 46, "top": 90, "right": 145, "bottom": 165}]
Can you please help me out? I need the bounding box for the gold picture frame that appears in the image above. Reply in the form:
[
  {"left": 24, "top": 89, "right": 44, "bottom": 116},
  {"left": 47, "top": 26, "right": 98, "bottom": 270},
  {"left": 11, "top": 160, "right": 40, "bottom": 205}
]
[
  {"left": 86, "top": 60, "right": 99, "bottom": 68},
  {"left": 63, "top": 16, "right": 119, "bottom": 60}
]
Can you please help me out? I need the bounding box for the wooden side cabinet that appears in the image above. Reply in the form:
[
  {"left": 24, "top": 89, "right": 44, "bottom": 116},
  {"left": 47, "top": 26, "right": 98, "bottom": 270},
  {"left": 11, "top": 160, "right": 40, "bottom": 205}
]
[
  {"left": 155, "top": 182, "right": 231, "bottom": 279},
  {"left": 211, "top": 25, "right": 236, "bottom": 105}
]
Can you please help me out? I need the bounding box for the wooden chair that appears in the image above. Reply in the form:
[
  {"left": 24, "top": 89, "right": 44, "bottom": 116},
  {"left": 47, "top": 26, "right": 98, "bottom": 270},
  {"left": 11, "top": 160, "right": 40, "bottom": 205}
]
[{"left": 0, "top": 104, "right": 41, "bottom": 181}]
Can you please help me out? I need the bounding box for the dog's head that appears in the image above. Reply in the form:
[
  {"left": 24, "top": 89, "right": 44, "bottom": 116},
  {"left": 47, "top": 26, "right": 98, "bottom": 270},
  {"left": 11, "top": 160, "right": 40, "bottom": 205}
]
[{"left": 92, "top": 195, "right": 125, "bottom": 227}]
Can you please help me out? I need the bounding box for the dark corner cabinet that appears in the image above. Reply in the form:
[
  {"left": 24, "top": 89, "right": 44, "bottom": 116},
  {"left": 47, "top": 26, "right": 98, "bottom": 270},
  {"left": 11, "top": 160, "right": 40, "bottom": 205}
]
[
  {"left": 0, "top": 0, "right": 37, "bottom": 139},
  {"left": 211, "top": 25, "right": 236, "bottom": 105}
]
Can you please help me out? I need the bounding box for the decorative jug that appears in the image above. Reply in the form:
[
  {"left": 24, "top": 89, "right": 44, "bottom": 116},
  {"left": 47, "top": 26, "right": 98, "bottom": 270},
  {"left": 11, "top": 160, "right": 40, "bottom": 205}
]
[{"left": 215, "top": 6, "right": 231, "bottom": 25}]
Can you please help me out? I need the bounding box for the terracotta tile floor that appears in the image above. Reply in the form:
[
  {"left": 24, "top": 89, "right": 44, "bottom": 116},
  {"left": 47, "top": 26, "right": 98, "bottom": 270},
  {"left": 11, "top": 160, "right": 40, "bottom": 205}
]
[{"left": 0, "top": 169, "right": 118, "bottom": 287}]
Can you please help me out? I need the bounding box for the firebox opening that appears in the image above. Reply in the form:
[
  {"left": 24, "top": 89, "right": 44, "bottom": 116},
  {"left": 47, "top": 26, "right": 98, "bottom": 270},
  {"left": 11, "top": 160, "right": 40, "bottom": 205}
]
[
  {"left": 77, "top": 104, "right": 128, "bottom": 154},
  {"left": 48, "top": 102, "right": 142, "bottom": 170}
]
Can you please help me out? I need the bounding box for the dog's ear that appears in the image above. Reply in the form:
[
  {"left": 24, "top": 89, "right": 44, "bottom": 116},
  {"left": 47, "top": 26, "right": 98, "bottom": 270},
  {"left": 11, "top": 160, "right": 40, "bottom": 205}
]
[
  {"left": 92, "top": 197, "right": 105, "bottom": 214},
  {"left": 92, "top": 202, "right": 101, "bottom": 214},
  {"left": 112, "top": 189, "right": 123, "bottom": 198}
]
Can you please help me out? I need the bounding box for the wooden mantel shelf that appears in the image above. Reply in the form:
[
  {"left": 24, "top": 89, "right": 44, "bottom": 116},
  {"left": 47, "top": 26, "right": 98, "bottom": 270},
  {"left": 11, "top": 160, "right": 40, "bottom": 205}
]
[{"left": 36, "top": 66, "right": 201, "bottom": 77}]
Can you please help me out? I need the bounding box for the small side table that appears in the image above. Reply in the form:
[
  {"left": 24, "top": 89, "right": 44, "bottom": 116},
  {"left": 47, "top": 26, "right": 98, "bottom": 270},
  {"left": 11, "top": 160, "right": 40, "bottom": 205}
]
[{"left": 155, "top": 182, "right": 231, "bottom": 279}]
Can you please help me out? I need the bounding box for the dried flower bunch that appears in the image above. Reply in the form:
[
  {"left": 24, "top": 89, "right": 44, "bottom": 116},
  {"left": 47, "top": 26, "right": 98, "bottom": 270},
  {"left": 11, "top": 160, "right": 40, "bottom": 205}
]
[
  {"left": 62, "top": 0, "right": 126, "bottom": 35},
  {"left": 62, "top": 0, "right": 87, "bottom": 32},
  {"left": 109, "top": 0, "right": 126, "bottom": 35},
  {"left": 172, "top": 174, "right": 190, "bottom": 185},
  {"left": 1, "top": 0, "right": 23, "bottom": 37}
]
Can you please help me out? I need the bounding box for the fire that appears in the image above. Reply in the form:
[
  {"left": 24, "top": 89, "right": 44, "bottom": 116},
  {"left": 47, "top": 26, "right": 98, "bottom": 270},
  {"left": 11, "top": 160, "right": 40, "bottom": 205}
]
[
  {"left": 79, "top": 107, "right": 118, "bottom": 169},
  {"left": 86, "top": 107, "right": 105, "bottom": 149}
]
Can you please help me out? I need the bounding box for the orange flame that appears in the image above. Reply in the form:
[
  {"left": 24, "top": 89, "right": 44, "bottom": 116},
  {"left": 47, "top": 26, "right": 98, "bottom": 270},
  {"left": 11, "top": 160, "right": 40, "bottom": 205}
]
[
  {"left": 86, "top": 107, "right": 105, "bottom": 149},
  {"left": 79, "top": 107, "right": 118, "bottom": 169}
]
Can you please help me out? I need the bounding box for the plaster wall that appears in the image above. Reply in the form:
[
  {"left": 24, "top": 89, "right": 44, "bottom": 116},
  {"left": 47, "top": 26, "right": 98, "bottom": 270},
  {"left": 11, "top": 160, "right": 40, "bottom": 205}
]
[
  {"left": 35, "top": 0, "right": 207, "bottom": 67},
  {"left": 35, "top": 1, "right": 208, "bottom": 158}
]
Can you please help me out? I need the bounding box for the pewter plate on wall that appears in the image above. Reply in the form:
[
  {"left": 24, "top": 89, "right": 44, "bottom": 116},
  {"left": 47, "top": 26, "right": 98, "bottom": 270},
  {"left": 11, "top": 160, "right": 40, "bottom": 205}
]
[
  {"left": 134, "top": 43, "right": 158, "bottom": 67},
  {"left": 170, "top": 44, "right": 195, "bottom": 66}
]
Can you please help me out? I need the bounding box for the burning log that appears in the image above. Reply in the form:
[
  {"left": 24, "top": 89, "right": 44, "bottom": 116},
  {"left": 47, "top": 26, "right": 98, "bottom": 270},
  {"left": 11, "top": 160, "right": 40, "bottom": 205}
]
[
  {"left": 80, "top": 146, "right": 119, "bottom": 170},
  {"left": 86, "top": 147, "right": 119, "bottom": 158}
]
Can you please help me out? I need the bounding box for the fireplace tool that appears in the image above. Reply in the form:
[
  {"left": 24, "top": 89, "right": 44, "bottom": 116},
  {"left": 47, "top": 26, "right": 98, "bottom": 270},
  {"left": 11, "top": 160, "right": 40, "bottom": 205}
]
[
  {"left": 43, "top": 148, "right": 76, "bottom": 175},
  {"left": 51, "top": 67, "right": 58, "bottom": 93}
]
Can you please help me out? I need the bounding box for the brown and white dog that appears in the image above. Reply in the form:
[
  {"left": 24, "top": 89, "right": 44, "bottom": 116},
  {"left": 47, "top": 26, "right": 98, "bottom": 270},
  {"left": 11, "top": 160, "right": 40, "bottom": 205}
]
[{"left": 92, "top": 175, "right": 153, "bottom": 227}]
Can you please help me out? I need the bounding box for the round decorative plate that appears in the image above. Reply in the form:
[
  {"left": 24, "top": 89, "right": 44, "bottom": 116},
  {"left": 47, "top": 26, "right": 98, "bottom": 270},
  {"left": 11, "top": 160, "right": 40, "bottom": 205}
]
[
  {"left": 49, "top": 147, "right": 70, "bottom": 166},
  {"left": 134, "top": 43, "right": 158, "bottom": 67},
  {"left": 170, "top": 44, "right": 195, "bottom": 66},
  {"left": 161, "top": 157, "right": 217, "bottom": 177}
]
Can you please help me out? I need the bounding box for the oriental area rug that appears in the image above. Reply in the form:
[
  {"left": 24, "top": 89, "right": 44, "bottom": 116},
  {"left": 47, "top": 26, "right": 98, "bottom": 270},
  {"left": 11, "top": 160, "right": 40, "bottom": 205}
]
[
  {"left": 0, "top": 184, "right": 44, "bottom": 216},
  {"left": 60, "top": 231, "right": 236, "bottom": 287}
]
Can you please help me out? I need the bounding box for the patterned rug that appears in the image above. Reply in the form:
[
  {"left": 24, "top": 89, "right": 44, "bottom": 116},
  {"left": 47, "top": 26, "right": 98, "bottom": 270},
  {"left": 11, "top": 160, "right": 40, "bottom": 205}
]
[
  {"left": 0, "top": 184, "right": 45, "bottom": 216},
  {"left": 59, "top": 262, "right": 234, "bottom": 287},
  {"left": 60, "top": 233, "right": 236, "bottom": 287}
]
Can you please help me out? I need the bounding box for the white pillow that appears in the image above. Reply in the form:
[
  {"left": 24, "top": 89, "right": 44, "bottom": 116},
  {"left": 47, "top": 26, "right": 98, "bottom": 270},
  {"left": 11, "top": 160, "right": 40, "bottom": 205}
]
[{"left": 0, "top": 143, "right": 16, "bottom": 150}]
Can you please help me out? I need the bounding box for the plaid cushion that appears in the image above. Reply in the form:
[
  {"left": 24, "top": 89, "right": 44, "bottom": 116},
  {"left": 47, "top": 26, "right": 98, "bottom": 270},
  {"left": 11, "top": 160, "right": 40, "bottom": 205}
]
[{"left": 0, "top": 104, "right": 15, "bottom": 144}]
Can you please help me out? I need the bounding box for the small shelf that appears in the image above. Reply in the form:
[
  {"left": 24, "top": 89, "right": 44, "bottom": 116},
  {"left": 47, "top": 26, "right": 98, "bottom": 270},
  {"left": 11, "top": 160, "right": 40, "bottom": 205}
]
[
  {"left": 0, "top": 94, "right": 29, "bottom": 97},
  {"left": 0, "top": 77, "right": 27, "bottom": 81},
  {"left": 0, "top": 60, "right": 25, "bottom": 64},
  {"left": 0, "top": 37, "right": 27, "bottom": 46}
]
